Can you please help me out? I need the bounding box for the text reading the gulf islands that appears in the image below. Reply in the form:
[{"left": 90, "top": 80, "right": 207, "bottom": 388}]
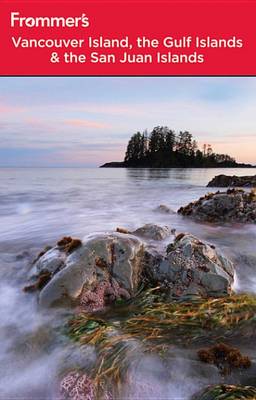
[{"left": 10, "top": 12, "right": 244, "bottom": 65}]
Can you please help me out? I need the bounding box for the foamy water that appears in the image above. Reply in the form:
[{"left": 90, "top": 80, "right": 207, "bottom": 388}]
[{"left": 0, "top": 167, "right": 256, "bottom": 399}]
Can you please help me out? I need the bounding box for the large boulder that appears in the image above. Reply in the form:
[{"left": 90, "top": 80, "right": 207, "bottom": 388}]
[
  {"left": 25, "top": 227, "right": 234, "bottom": 308},
  {"left": 38, "top": 233, "right": 145, "bottom": 308},
  {"left": 178, "top": 189, "right": 256, "bottom": 223},
  {"left": 144, "top": 233, "right": 234, "bottom": 298},
  {"left": 207, "top": 174, "right": 256, "bottom": 188}
]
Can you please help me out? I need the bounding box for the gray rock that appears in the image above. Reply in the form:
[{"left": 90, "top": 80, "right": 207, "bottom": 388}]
[
  {"left": 155, "top": 204, "right": 175, "bottom": 214},
  {"left": 207, "top": 174, "right": 256, "bottom": 188},
  {"left": 34, "top": 248, "right": 66, "bottom": 275},
  {"left": 144, "top": 233, "right": 234, "bottom": 298},
  {"left": 39, "top": 233, "right": 144, "bottom": 307},
  {"left": 178, "top": 189, "right": 256, "bottom": 223},
  {"left": 133, "top": 224, "right": 172, "bottom": 241}
]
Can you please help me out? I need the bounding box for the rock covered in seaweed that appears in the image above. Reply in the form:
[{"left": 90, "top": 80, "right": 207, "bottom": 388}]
[
  {"left": 193, "top": 384, "right": 256, "bottom": 400},
  {"left": 207, "top": 174, "right": 256, "bottom": 188},
  {"left": 26, "top": 225, "right": 234, "bottom": 308},
  {"left": 38, "top": 232, "right": 144, "bottom": 308},
  {"left": 144, "top": 233, "right": 234, "bottom": 298},
  {"left": 178, "top": 189, "right": 256, "bottom": 223}
]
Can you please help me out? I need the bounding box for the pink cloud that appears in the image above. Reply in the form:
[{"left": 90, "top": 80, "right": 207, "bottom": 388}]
[
  {"left": 65, "top": 119, "right": 109, "bottom": 129},
  {"left": 0, "top": 103, "right": 25, "bottom": 113}
]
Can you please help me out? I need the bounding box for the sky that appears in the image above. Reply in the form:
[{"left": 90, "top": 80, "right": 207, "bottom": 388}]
[{"left": 0, "top": 77, "right": 255, "bottom": 167}]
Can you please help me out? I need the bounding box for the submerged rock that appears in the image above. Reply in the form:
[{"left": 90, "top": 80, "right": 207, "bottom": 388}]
[
  {"left": 38, "top": 232, "right": 144, "bottom": 308},
  {"left": 144, "top": 233, "right": 234, "bottom": 298},
  {"left": 207, "top": 174, "right": 256, "bottom": 188},
  {"left": 155, "top": 204, "right": 175, "bottom": 214},
  {"left": 133, "top": 224, "right": 172, "bottom": 240},
  {"left": 178, "top": 189, "right": 256, "bottom": 223}
]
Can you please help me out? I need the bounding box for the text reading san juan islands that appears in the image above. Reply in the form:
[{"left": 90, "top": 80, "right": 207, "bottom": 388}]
[{"left": 11, "top": 36, "right": 244, "bottom": 64}]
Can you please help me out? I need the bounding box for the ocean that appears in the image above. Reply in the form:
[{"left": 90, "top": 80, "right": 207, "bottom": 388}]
[{"left": 0, "top": 167, "right": 256, "bottom": 399}]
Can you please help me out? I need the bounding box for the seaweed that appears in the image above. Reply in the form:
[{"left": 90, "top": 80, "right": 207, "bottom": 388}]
[
  {"left": 57, "top": 236, "right": 82, "bottom": 253},
  {"left": 66, "top": 291, "right": 256, "bottom": 393},
  {"left": 198, "top": 342, "right": 251, "bottom": 375},
  {"left": 23, "top": 271, "right": 52, "bottom": 292},
  {"left": 193, "top": 384, "right": 256, "bottom": 400},
  {"left": 116, "top": 227, "right": 130, "bottom": 234}
]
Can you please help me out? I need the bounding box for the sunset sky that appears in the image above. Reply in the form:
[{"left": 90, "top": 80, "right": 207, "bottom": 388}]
[{"left": 0, "top": 77, "right": 255, "bottom": 167}]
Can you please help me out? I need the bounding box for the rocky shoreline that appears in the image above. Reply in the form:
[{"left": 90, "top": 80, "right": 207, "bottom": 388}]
[
  {"left": 207, "top": 174, "right": 256, "bottom": 188},
  {"left": 178, "top": 189, "right": 256, "bottom": 224},
  {"left": 26, "top": 225, "right": 234, "bottom": 309},
  {"left": 23, "top": 184, "right": 256, "bottom": 400}
]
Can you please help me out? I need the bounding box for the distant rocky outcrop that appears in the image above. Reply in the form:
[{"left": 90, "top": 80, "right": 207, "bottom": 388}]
[
  {"left": 25, "top": 226, "right": 234, "bottom": 309},
  {"left": 178, "top": 189, "right": 256, "bottom": 223},
  {"left": 100, "top": 162, "right": 125, "bottom": 168},
  {"left": 207, "top": 174, "right": 256, "bottom": 188}
]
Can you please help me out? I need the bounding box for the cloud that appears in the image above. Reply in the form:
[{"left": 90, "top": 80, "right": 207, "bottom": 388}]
[
  {"left": 0, "top": 102, "right": 26, "bottom": 114},
  {"left": 65, "top": 119, "right": 109, "bottom": 129},
  {"left": 0, "top": 77, "right": 256, "bottom": 166},
  {"left": 71, "top": 104, "right": 145, "bottom": 116}
]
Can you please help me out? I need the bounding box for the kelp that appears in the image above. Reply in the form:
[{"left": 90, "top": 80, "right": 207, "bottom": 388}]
[
  {"left": 198, "top": 342, "right": 251, "bottom": 375},
  {"left": 67, "top": 290, "right": 256, "bottom": 394},
  {"left": 69, "top": 291, "right": 256, "bottom": 345},
  {"left": 193, "top": 384, "right": 256, "bottom": 400}
]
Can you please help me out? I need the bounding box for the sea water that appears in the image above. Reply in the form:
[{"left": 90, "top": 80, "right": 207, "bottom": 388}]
[{"left": 0, "top": 167, "right": 255, "bottom": 399}]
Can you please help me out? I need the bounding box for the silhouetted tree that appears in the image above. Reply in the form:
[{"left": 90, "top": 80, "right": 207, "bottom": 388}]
[
  {"left": 123, "top": 126, "right": 239, "bottom": 168},
  {"left": 124, "top": 132, "right": 145, "bottom": 166}
]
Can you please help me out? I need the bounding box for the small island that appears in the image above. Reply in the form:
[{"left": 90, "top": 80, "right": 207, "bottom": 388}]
[{"left": 100, "top": 126, "right": 253, "bottom": 168}]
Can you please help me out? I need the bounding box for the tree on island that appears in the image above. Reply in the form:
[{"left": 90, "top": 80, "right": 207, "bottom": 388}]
[{"left": 124, "top": 126, "right": 240, "bottom": 168}]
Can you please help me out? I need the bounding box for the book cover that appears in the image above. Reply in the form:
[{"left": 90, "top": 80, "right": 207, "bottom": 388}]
[{"left": 0, "top": 1, "right": 255, "bottom": 399}]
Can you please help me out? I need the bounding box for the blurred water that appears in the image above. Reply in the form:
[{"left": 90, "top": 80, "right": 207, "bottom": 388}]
[{"left": 0, "top": 167, "right": 256, "bottom": 399}]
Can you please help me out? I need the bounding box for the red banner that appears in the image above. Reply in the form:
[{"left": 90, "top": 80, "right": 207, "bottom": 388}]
[{"left": 0, "top": 0, "right": 255, "bottom": 75}]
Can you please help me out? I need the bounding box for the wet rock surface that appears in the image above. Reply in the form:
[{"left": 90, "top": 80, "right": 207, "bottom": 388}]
[
  {"left": 133, "top": 223, "right": 172, "bottom": 241},
  {"left": 207, "top": 174, "right": 256, "bottom": 188},
  {"left": 178, "top": 189, "right": 256, "bottom": 223},
  {"left": 155, "top": 204, "right": 175, "bottom": 214},
  {"left": 38, "top": 233, "right": 145, "bottom": 308},
  {"left": 25, "top": 226, "right": 235, "bottom": 308},
  {"left": 144, "top": 233, "right": 234, "bottom": 299},
  {"left": 79, "top": 279, "right": 130, "bottom": 313}
]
